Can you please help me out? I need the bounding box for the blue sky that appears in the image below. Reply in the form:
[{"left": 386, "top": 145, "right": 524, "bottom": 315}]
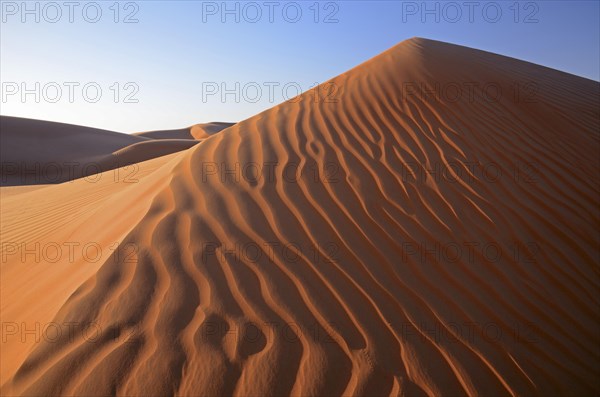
[{"left": 1, "top": 1, "right": 598, "bottom": 132}]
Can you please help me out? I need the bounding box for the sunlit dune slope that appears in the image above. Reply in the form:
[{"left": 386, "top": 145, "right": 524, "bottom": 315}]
[
  {"left": 0, "top": 151, "right": 188, "bottom": 386},
  {"left": 1, "top": 38, "right": 599, "bottom": 396}
]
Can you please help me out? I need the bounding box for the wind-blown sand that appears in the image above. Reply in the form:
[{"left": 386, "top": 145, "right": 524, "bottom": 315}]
[{"left": 1, "top": 38, "right": 599, "bottom": 396}]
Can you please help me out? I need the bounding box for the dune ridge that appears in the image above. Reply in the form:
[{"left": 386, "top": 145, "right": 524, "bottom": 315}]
[{"left": 1, "top": 38, "right": 599, "bottom": 396}]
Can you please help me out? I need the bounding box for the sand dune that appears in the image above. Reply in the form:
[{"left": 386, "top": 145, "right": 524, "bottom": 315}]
[
  {"left": 189, "top": 122, "right": 237, "bottom": 140},
  {"left": 134, "top": 122, "right": 235, "bottom": 140},
  {"left": 0, "top": 152, "right": 188, "bottom": 388},
  {"left": 0, "top": 117, "right": 208, "bottom": 186},
  {"left": 1, "top": 38, "right": 599, "bottom": 396}
]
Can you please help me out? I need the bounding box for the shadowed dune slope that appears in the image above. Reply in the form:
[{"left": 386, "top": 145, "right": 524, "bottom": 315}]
[
  {"left": 0, "top": 117, "right": 219, "bottom": 186},
  {"left": 133, "top": 127, "right": 196, "bottom": 140},
  {"left": 1, "top": 38, "right": 599, "bottom": 396},
  {"left": 134, "top": 122, "right": 236, "bottom": 140},
  {"left": 0, "top": 116, "right": 146, "bottom": 185},
  {"left": 189, "top": 122, "right": 237, "bottom": 139}
]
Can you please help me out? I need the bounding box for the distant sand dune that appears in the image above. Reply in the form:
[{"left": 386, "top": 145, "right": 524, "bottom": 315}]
[
  {"left": 134, "top": 122, "right": 235, "bottom": 140},
  {"left": 0, "top": 118, "right": 234, "bottom": 186},
  {"left": 1, "top": 38, "right": 598, "bottom": 396}
]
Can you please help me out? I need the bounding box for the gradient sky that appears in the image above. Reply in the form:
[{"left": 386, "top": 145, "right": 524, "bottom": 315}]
[{"left": 1, "top": 0, "right": 598, "bottom": 132}]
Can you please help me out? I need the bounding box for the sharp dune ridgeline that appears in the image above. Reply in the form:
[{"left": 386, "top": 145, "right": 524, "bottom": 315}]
[{"left": 1, "top": 38, "right": 599, "bottom": 396}]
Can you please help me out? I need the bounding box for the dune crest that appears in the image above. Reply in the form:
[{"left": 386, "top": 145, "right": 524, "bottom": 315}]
[{"left": 1, "top": 38, "right": 599, "bottom": 396}]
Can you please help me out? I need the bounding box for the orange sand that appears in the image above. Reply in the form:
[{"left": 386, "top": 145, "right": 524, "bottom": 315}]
[{"left": 1, "top": 38, "right": 598, "bottom": 396}]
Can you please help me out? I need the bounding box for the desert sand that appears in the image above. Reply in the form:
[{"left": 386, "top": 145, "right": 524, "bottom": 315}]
[
  {"left": 1, "top": 38, "right": 599, "bottom": 396},
  {"left": 135, "top": 122, "right": 236, "bottom": 141},
  {"left": 0, "top": 117, "right": 233, "bottom": 186}
]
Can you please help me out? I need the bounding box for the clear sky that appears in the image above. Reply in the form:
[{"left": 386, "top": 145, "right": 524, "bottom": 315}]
[{"left": 1, "top": 0, "right": 598, "bottom": 132}]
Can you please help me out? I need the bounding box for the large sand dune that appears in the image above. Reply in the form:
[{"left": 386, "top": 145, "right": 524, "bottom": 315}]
[{"left": 1, "top": 38, "right": 599, "bottom": 396}]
